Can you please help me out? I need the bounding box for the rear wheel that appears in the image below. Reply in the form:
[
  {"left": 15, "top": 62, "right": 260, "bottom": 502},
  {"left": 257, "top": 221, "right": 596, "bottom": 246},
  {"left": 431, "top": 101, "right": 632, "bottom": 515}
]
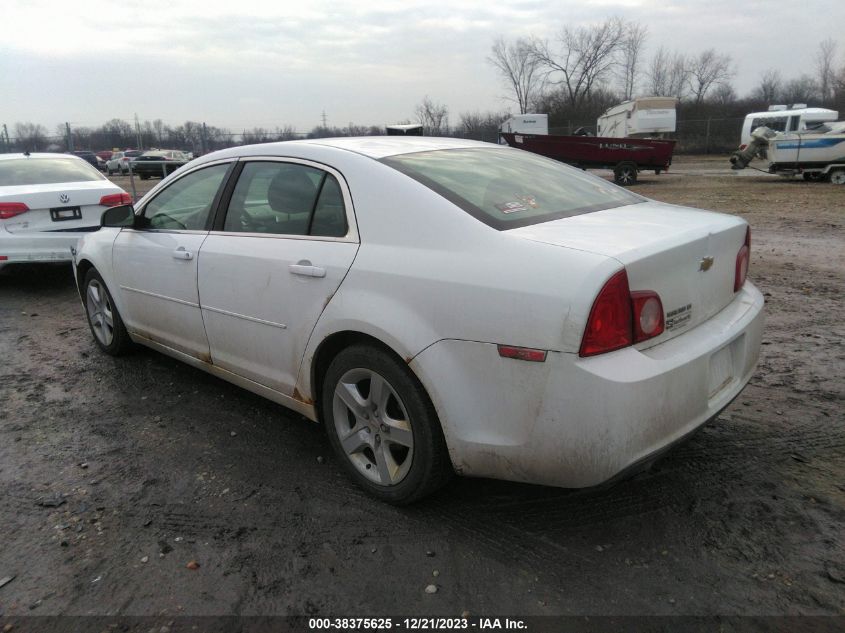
[
  {"left": 614, "top": 162, "right": 638, "bottom": 186},
  {"left": 830, "top": 169, "right": 845, "bottom": 185},
  {"left": 802, "top": 172, "right": 824, "bottom": 182},
  {"left": 83, "top": 268, "right": 132, "bottom": 355},
  {"left": 321, "top": 345, "right": 452, "bottom": 503}
]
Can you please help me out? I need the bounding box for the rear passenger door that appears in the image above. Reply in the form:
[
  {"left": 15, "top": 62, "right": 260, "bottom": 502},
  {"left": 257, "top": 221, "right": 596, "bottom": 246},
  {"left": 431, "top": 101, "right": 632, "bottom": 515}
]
[{"left": 197, "top": 158, "right": 359, "bottom": 395}]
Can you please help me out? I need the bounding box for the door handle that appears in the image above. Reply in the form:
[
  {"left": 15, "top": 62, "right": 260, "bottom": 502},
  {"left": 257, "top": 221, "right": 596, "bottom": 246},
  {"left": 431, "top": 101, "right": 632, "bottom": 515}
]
[
  {"left": 289, "top": 260, "right": 326, "bottom": 278},
  {"left": 172, "top": 248, "right": 193, "bottom": 260}
]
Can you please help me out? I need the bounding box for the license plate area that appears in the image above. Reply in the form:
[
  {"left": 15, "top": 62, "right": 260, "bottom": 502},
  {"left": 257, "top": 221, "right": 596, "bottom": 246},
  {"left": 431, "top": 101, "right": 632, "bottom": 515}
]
[
  {"left": 708, "top": 340, "right": 738, "bottom": 399},
  {"left": 50, "top": 206, "right": 82, "bottom": 221}
]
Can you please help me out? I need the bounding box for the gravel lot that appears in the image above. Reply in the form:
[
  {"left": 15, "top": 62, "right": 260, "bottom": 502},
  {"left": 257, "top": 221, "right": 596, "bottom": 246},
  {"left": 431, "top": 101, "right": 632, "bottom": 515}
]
[{"left": 0, "top": 156, "right": 843, "bottom": 618}]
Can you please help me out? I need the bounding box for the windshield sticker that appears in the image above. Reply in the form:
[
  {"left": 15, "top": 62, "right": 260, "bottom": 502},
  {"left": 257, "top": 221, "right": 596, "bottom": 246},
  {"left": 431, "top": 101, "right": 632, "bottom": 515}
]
[
  {"left": 516, "top": 194, "right": 538, "bottom": 208},
  {"left": 495, "top": 201, "right": 528, "bottom": 214}
]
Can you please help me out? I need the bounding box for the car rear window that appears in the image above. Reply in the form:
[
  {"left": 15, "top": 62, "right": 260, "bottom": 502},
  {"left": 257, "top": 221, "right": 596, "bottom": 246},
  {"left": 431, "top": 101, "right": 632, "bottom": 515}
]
[
  {"left": 0, "top": 157, "right": 105, "bottom": 186},
  {"left": 381, "top": 147, "right": 643, "bottom": 230}
]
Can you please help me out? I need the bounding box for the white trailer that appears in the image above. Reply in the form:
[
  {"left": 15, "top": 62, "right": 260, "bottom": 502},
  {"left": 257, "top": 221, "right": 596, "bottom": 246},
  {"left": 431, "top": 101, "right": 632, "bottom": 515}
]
[
  {"left": 597, "top": 97, "right": 678, "bottom": 138},
  {"left": 499, "top": 114, "right": 549, "bottom": 136}
]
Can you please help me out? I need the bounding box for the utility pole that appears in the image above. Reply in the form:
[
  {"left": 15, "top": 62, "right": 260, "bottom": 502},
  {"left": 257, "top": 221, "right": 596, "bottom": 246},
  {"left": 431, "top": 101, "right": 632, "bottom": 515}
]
[
  {"left": 134, "top": 113, "right": 142, "bottom": 150},
  {"left": 65, "top": 122, "right": 74, "bottom": 152},
  {"left": 321, "top": 110, "right": 328, "bottom": 128},
  {"left": 1, "top": 124, "right": 8, "bottom": 152}
]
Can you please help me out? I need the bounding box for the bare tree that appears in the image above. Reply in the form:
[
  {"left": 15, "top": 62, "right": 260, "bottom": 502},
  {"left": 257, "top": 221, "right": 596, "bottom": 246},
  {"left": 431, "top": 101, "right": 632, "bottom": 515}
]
[
  {"left": 686, "top": 48, "right": 735, "bottom": 104},
  {"left": 152, "top": 119, "right": 165, "bottom": 146},
  {"left": 530, "top": 17, "right": 626, "bottom": 107},
  {"left": 752, "top": 69, "right": 782, "bottom": 103},
  {"left": 647, "top": 46, "right": 688, "bottom": 99},
  {"left": 618, "top": 22, "right": 648, "bottom": 100},
  {"left": 459, "top": 110, "right": 511, "bottom": 141},
  {"left": 781, "top": 75, "right": 819, "bottom": 104},
  {"left": 14, "top": 122, "right": 47, "bottom": 152},
  {"left": 488, "top": 37, "right": 544, "bottom": 114},
  {"left": 415, "top": 96, "right": 449, "bottom": 136},
  {"left": 815, "top": 38, "right": 837, "bottom": 103},
  {"left": 710, "top": 82, "right": 737, "bottom": 106}
]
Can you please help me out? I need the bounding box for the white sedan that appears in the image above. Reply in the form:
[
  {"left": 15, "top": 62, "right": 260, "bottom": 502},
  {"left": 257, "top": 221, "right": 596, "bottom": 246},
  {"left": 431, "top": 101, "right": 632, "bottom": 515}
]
[
  {"left": 0, "top": 153, "right": 131, "bottom": 271},
  {"left": 73, "top": 137, "right": 764, "bottom": 503}
]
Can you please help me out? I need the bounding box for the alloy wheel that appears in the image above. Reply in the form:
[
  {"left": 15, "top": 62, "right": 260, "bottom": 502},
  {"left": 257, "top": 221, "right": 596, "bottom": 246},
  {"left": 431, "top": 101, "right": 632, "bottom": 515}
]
[
  {"left": 86, "top": 279, "right": 115, "bottom": 346},
  {"left": 332, "top": 368, "right": 414, "bottom": 486}
]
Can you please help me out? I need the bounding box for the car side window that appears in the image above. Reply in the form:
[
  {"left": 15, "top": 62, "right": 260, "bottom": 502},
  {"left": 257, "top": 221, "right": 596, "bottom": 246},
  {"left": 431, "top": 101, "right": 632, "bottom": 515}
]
[
  {"left": 310, "top": 174, "right": 348, "bottom": 237},
  {"left": 142, "top": 163, "right": 229, "bottom": 231},
  {"left": 223, "top": 161, "right": 347, "bottom": 237}
]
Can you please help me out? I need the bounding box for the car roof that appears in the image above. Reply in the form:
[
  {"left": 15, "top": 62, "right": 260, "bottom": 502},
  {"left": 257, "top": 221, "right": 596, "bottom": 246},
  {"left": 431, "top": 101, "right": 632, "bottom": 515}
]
[
  {"left": 238, "top": 136, "right": 497, "bottom": 160},
  {"left": 0, "top": 152, "right": 87, "bottom": 162}
]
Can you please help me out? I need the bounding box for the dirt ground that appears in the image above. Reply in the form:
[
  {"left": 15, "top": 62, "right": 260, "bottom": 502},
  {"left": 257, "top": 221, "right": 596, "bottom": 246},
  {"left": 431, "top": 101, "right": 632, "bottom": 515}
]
[{"left": 0, "top": 156, "right": 843, "bottom": 618}]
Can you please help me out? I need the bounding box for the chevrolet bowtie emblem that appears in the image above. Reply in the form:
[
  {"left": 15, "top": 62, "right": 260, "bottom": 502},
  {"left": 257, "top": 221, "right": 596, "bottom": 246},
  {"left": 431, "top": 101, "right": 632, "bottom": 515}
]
[{"left": 699, "top": 256, "right": 714, "bottom": 272}]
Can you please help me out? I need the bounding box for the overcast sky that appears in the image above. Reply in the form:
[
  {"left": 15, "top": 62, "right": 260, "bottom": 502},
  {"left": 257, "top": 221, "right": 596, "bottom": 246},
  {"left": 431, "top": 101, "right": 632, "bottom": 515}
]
[{"left": 1, "top": 0, "right": 843, "bottom": 135}]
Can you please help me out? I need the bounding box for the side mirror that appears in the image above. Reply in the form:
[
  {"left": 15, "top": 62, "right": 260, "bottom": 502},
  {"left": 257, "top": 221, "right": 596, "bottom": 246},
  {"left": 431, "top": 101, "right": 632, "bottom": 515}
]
[{"left": 100, "top": 204, "right": 136, "bottom": 228}]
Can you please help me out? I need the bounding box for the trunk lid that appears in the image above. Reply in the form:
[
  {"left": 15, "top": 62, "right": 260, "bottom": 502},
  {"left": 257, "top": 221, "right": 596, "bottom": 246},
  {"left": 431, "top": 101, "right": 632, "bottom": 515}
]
[
  {"left": 508, "top": 201, "right": 748, "bottom": 344},
  {"left": 0, "top": 180, "right": 122, "bottom": 234}
]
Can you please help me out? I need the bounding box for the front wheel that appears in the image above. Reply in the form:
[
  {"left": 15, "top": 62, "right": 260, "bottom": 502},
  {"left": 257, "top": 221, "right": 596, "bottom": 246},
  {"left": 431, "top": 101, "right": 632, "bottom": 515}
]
[
  {"left": 321, "top": 345, "right": 452, "bottom": 503},
  {"left": 83, "top": 268, "right": 132, "bottom": 355},
  {"left": 830, "top": 169, "right": 845, "bottom": 185}
]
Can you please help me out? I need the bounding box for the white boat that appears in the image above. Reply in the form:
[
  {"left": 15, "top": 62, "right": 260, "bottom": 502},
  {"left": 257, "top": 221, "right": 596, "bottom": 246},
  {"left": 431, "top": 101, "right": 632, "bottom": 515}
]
[{"left": 768, "top": 122, "right": 845, "bottom": 182}]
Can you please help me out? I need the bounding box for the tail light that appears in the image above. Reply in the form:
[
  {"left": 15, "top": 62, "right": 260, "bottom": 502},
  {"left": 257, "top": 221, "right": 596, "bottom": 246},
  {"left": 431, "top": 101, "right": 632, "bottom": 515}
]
[
  {"left": 734, "top": 226, "right": 750, "bottom": 292},
  {"left": 0, "top": 202, "right": 29, "bottom": 220},
  {"left": 580, "top": 269, "right": 664, "bottom": 357},
  {"left": 99, "top": 193, "right": 132, "bottom": 207}
]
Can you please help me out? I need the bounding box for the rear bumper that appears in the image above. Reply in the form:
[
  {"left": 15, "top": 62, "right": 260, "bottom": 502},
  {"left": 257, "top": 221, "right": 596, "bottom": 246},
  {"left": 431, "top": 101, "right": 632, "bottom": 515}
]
[
  {"left": 410, "top": 282, "right": 765, "bottom": 488},
  {"left": 0, "top": 225, "right": 81, "bottom": 268}
]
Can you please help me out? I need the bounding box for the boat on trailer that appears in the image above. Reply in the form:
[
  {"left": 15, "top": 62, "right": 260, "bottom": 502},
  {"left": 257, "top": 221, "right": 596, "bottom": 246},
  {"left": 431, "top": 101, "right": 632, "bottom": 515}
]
[
  {"left": 499, "top": 132, "right": 676, "bottom": 186},
  {"left": 730, "top": 121, "right": 845, "bottom": 183}
]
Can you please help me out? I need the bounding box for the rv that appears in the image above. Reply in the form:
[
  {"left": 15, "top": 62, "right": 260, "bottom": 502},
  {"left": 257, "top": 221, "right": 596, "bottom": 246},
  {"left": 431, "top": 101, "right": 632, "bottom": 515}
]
[
  {"left": 498, "top": 114, "right": 549, "bottom": 136},
  {"left": 739, "top": 105, "right": 838, "bottom": 149},
  {"left": 596, "top": 97, "right": 678, "bottom": 138}
]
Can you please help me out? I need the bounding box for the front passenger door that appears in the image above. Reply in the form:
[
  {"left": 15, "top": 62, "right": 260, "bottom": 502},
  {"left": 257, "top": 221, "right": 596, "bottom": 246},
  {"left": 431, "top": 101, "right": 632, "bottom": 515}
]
[{"left": 113, "top": 162, "right": 232, "bottom": 359}]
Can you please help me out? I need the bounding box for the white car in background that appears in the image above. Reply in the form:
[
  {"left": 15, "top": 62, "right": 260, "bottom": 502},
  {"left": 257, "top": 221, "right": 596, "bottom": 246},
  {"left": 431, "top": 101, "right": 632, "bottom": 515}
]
[
  {"left": 0, "top": 153, "right": 130, "bottom": 271},
  {"left": 73, "top": 137, "right": 764, "bottom": 503},
  {"left": 105, "top": 150, "right": 144, "bottom": 175}
]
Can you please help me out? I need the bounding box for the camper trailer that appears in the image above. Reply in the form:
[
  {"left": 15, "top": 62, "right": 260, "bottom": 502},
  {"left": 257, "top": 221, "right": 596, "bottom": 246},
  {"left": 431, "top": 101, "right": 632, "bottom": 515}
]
[
  {"left": 739, "top": 106, "right": 838, "bottom": 148},
  {"left": 498, "top": 114, "right": 549, "bottom": 136},
  {"left": 596, "top": 97, "right": 678, "bottom": 138}
]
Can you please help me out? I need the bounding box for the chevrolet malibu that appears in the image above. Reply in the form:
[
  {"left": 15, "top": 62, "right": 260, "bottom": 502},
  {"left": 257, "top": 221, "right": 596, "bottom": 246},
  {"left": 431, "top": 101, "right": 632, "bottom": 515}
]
[{"left": 73, "top": 137, "right": 764, "bottom": 503}]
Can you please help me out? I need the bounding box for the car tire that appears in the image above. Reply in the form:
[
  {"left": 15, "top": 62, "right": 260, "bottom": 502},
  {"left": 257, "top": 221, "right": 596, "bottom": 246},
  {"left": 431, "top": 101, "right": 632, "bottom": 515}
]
[
  {"left": 83, "top": 268, "right": 132, "bottom": 356},
  {"left": 614, "top": 162, "right": 638, "bottom": 186},
  {"left": 321, "top": 344, "right": 452, "bottom": 504}
]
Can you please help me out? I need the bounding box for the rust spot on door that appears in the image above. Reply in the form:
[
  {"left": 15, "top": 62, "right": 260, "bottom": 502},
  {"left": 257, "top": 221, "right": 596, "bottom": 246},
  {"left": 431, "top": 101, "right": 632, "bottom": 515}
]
[{"left": 292, "top": 387, "right": 313, "bottom": 406}]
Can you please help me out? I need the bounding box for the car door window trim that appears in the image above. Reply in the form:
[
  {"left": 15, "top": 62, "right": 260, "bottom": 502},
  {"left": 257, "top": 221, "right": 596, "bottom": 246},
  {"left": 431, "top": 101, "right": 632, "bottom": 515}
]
[{"left": 134, "top": 159, "right": 237, "bottom": 232}]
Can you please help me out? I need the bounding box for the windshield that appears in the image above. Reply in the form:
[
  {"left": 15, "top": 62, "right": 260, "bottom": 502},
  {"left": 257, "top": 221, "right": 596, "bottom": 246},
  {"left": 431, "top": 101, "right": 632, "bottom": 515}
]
[
  {"left": 382, "top": 147, "right": 643, "bottom": 230},
  {"left": 0, "top": 157, "right": 105, "bottom": 186}
]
